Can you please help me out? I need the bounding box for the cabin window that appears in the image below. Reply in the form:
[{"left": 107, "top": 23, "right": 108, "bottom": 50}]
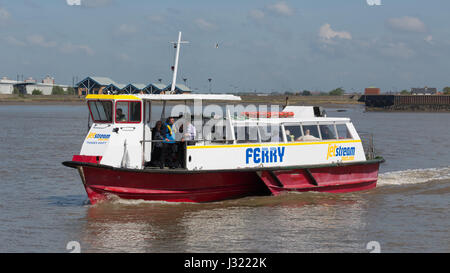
[
  {"left": 319, "top": 125, "right": 337, "bottom": 140},
  {"left": 234, "top": 126, "right": 259, "bottom": 143},
  {"left": 259, "top": 125, "right": 283, "bottom": 143},
  {"left": 129, "top": 101, "right": 141, "bottom": 122},
  {"left": 208, "top": 122, "right": 232, "bottom": 143},
  {"left": 299, "top": 125, "right": 321, "bottom": 141},
  {"left": 284, "top": 125, "right": 302, "bottom": 142},
  {"left": 88, "top": 100, "right": 113, "bottom": 123},
  {"left": 336, "top": 124, "right": 353, "bottom": 139},
  {"left": 115, "top": 101, "right": 141, "bottom": 123}
]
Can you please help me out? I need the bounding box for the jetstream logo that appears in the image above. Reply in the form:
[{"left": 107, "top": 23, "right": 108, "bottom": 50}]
[
  {"left": 246, "top": 147, "right": 285, "bottom": 164},
  {"left": 327, "top": 144, "right": 355, "bottom": 161},
  {"left": 87, "top": 132, "right": 111, "bottom": 141}
]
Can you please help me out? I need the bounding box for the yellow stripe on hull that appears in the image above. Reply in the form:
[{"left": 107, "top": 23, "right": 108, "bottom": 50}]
[{"left": 187, "top": 140, "right": 361, "bottom": 150}]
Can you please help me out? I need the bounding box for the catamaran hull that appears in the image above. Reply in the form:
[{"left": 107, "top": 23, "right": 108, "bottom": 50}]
[
  {"left": 257, "top": 161, "right": 382, "bottom": 195},
  {"left": 63, "top": 159, "right": 383, "bottom": 204},
  {"left": 75, "top": 165, "right": 267, "bottom": 204}
]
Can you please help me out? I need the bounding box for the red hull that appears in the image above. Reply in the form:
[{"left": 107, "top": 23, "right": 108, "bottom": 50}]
[
  {"left": 80, "top": 166, "right": 267, "bottom": 204},
  {"left": 257, "top": 162, "right": 381, "bottom": 195},
  {"left": 65, "top": 159, "right": 383, "bottom": 204}
]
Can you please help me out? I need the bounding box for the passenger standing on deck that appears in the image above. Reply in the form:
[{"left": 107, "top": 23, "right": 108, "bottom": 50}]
[
  {"left": 183, "top": 120, "right": 197, "bottom": 145},
  {"left": 161, "top": 117, "right": 177, "bottom": 169},
  {"left": 149, "top": 121, "right": 163, "bottom": 167}
]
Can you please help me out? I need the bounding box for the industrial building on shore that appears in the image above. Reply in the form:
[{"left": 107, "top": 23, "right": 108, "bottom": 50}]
[
  {"left": 75, "top": 76, "right": 192, "bottom": 96},
  {"left": 1, "top": 75, "right": 192, "bottom": 96},
  {"left": 0, "top": 76, "right": 69, "bottom": 95}
]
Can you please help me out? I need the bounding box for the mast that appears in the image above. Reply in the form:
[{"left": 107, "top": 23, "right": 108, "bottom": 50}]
[{"left": 170, "top": 31, "right": 189, "bottom": 93}]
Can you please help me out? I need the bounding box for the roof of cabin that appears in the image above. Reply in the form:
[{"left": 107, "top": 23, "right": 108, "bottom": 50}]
[{"left": 85, "top": 94, "right": 242, "bottom": 101}]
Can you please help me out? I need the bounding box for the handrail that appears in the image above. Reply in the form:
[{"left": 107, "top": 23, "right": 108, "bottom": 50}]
[{"left": 359, "top": 132, "right": 376, "bottom": 160}]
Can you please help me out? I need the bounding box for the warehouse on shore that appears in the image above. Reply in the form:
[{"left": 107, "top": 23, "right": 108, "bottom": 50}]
[
  {"left": 0, "top": 77, "right": 18, "bottom": 94},
  {"left": 0, "top": 76, "right": 69, "bottom": 95},
  {"left": 76, "top": 76, "right": 192, "bottom": 95}
]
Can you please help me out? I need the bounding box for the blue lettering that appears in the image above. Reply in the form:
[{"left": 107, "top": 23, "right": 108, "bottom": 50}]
[
  {"left": 261, "top": 148, "right": 269, "bottom": 163},
  {"left": 246, "top": 148, "right": 253, "bottom": 164},
  {"left": 270, "top": 147, "right": 277, "bottom": 163},
  {"left": 277, "top": 147, "right": 285, "bottom": 162},
  {"left": 254, "top": 148, "right": 261, "bottom": 164},
  {"left": 246, "top": 147, "right": 286, "bottom": 164}
]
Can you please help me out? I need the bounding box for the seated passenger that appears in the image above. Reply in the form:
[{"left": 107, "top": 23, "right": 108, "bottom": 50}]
[
  {"left": 116, "top": 108, "right": 126, "bottom": 122},
  {"left": 297, "top": 129, "right": 320, "bottom": 141},
  {"left": 320, "top": 126, "right": 335, "bottom": 140},
  {"left": 285, "top": 130, "right": 295, "bottom": 142}
]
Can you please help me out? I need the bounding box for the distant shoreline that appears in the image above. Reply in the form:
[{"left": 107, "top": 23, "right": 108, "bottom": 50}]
[
  {"left": 0, "top": 94, "right": 363, "bottom": 108},
  {"left": 0, "top": 94, "right": 84, "bottom": 105}
]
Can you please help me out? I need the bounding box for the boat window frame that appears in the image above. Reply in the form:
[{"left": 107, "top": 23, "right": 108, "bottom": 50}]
[
  {"left": 300, "top": 122, "right": 322, "bottom": 140},
  {"left": 257, "top": 123, "right": 284, "bottom": 143},
  {"left": 87, "top": 100, "right": 113, "bottom": 124},
  {"left": 335, "top": 122, "right": 354, "bottom": 140},
  {"left": 232, "top": 123, "right": 261, "bottom": 144},
  {"left": 114, "top": 100, "right": 142, "bottom": 124},
  {"left": 282, "top": 122, "right": 304, "bottom": 142},
  {"left": 319, "top": 123, "right": 338, "bottom": 140}
]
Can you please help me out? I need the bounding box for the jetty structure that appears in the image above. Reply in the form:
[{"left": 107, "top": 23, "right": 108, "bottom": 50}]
[{"left": 360, "top": 94, "right": 450, "bottom": 111}]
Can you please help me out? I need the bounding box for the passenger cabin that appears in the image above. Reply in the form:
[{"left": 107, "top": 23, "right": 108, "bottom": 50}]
[{"left": 83, "top": 94, "right": 366, "bottom": 171}]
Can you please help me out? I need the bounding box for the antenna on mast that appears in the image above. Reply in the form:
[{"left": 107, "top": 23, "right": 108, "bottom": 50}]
[{"left": 170, "top": 31, "right": 189, "bottom": 94}]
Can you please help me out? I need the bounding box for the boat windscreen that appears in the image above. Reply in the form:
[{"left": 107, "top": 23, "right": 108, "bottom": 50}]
[{"left": 88, "top": 100, "right": 113, "bottom": 123}]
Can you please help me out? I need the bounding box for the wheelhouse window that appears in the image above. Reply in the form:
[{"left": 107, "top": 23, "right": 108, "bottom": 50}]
[
  {"left": 336, "top": 124, "right": 353, "bottom": 139},
  {"left": 319, "top": 124, "right": 337, "bottom": 140},
  {"left": 88, "top": 100, "right": 113, "bottom": 123},
  {"left": 234, "top": 125, "right": 259, "bottom": 143},
  {"left": 259, "top": 125, "right": 283, "bottom": 143},
  {"left": 115, "top": 101, "right": 141, "bottom": 123},
  {"left": 283, "top": 124, "right": 302, "bottom": 142},
  {"left": 299, "top": 125, "right": 321, "bottom": 141}
]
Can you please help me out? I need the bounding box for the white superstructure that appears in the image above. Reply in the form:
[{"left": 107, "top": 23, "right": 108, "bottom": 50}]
[{"left": 80, "top": 94, "right": 366, "bottom": 171}]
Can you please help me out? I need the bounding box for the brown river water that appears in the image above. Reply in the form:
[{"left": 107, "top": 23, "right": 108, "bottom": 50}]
[{"left": 0, "top": 104, "right": 448, "bottom": 252}]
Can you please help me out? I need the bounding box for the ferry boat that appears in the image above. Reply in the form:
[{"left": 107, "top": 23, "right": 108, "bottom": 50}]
[{"left": 62, "top": 32, "right": 384, "bottom": 204}]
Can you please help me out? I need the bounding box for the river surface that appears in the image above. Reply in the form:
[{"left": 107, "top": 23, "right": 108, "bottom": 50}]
[{"left": 0, "top": 104, "right": 448, "bottom": 253}]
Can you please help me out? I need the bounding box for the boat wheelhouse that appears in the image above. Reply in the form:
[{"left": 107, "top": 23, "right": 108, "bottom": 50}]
[{"left": 63, "top": 93, "right": 384, "bottom": 203}]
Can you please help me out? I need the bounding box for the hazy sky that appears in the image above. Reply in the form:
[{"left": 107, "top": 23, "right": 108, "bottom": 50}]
[{"left": 1, "top": 0, "right": 450, "bottom": 93}]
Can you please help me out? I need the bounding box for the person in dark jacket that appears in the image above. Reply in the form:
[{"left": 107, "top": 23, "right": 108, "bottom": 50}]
[{"left": 150, "top": 121, "right": 164, "bottom": 167}]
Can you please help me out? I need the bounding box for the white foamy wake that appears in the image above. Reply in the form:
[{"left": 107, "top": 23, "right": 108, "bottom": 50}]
[
  {"left": 93, "top": 194, "right": 192, "bottom": 206},
  {"left": 378, "top": 166, "right": 450, "bottom": 186}
]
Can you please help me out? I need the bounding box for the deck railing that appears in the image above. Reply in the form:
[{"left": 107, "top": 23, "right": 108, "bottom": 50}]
[{"left": 359, "top": 132, "right": 376, "bottom": 160}]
